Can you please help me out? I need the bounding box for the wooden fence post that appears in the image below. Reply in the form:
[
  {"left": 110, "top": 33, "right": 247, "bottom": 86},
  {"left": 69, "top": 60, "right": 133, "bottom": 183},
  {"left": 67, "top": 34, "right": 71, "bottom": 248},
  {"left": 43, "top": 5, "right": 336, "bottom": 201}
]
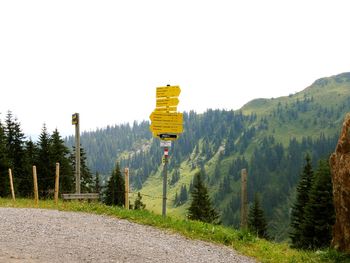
[
  {"left": 33, "top": 166, "right": 39, "bottom": 207},
  {"left": 240, "top": 168, "right": 248, "bottom": 229},
  {"left": 54, "top": 163, "right": 60, "bottom": 205},
  {"left": 8, "top": 168, "right": 15, "bottom": 202},
  {"left": 125, "top": 168, "right": 129, "bottom": 209}
]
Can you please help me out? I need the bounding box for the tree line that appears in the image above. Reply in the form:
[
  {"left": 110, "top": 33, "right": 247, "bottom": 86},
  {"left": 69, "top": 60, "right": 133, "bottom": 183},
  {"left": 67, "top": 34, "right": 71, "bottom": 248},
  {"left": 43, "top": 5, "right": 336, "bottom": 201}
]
[{"left": 0, "top": 111, "right": 94, "bottom": 198}]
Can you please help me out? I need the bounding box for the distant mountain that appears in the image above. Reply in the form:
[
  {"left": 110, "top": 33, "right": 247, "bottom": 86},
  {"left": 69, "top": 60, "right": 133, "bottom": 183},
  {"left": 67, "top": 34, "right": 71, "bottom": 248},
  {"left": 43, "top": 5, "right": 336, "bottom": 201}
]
[{"left": 66, "top": 72, "right": 350, "bottom": 241}]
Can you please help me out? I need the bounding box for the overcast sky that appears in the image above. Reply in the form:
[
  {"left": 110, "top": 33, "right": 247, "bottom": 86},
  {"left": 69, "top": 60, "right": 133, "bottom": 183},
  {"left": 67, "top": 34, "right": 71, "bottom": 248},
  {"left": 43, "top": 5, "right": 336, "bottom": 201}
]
[{"left": 1, "top": 1, "right": 349, "bottom": 137}]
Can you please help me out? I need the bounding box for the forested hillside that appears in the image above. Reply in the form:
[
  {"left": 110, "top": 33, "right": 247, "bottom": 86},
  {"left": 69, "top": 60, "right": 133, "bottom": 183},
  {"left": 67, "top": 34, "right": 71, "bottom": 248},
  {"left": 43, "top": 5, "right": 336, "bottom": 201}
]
[{"left": 65, "top": 72, "right": 350, "bottom": 241}]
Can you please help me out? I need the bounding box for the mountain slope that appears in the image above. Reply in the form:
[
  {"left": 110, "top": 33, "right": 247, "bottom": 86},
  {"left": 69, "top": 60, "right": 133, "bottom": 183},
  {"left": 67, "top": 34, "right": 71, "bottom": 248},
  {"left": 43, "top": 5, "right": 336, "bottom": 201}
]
[{"left": 67, "top": 72, "right": 350, "bottom": 241}]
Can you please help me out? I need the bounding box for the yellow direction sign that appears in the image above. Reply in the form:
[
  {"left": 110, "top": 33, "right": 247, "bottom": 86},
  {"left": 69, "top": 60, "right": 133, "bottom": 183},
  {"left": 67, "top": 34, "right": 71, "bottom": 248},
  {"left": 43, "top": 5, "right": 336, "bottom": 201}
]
[
  {"left": 150, "top": 123, "right": 183, "bottom": 134},
  {"left": 154, "top": 106, "right": 177, "bottom": 112},
  {"left": 156, "top": 98, "right": 179, "bottom": 108},
  {"left": 156, "top": 86, "right": 181, "bottom": 98},
  {"left": 150, "top": 112, "right": 183, "bottom": 123}
]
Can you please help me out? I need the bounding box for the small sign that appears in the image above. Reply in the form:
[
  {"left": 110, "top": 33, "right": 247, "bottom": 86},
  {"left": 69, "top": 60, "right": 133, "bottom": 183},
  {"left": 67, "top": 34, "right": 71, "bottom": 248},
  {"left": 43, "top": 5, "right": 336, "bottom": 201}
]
[
  {"left": 156, "top": 86, "right": 181, "bottom": 98},
  {"left": 160, "top": 141, "right": 172, "bottom": 148},
  {"left": 159, "top": 134, "right": 177, "bottom": 140},
  {"left": 72, "top": 113, "right": 79, "bottom": 125},
  {"left": 156, "top": 98, "right": 179, "bottom": 108}
]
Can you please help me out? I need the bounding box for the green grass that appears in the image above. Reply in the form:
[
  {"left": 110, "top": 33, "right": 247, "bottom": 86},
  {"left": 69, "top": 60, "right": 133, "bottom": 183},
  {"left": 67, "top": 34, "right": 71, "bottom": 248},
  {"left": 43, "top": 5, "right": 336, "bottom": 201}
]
[{"left": 1, "top": 198, "right": 349, "bottom": 263}]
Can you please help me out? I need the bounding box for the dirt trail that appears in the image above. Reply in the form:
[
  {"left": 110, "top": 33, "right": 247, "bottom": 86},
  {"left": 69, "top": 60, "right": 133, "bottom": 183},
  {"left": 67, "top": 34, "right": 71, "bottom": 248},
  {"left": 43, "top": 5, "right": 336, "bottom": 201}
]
[{"left": 0, "top": 208, "right": 256, "bottom": 263}]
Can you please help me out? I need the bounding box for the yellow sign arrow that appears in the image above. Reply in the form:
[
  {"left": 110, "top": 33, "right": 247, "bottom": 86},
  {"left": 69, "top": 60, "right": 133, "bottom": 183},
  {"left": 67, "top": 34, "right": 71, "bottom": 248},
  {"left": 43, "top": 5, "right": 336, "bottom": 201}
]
[
  {"left": 156, "top": 98, "right": 179, "bottom": 108},
  {"left": 156, "top": 86, "right": 181, "bottom": 98},
  {"left": 150, "top": 123, "right": 183, "bottom": 134},
  {"left": 150, "top": 112, "right": 183, "bottom": 123},
  {"left": 154, "top": 106, "right": 177, "bottom": 112}
]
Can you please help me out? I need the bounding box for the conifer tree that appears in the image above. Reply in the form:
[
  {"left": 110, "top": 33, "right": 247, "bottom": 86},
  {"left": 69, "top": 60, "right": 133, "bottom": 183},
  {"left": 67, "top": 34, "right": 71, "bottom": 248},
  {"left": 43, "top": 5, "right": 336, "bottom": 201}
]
[
  {"left": 104, "top": 163, "right": 125, "bottom": 206},
  {"left": 248, "top": 193, "right": 269, "bottom": 239},
  {"left": 37, "top": 124, "right": 52, "bottom": 197},
  {"left": 70, "top": 146, "right": 94, "bottom": 193},
  {"left": 94, "top": 172, "right": 101, "bottom": 194},
  {"left": 0, "top": 121, "right": 9, "bottom": 197},
  {"left": 300, "top": 159, "right": 335, "bottom": 249},
  {"left": 5, "top": 112, "right": 27, "bottom": 196},
  {"left": 187, "top": 172, "right": 219, "bottom": 224},
  {"left": 290, "top": 154, "right": 313, "bottom": 248},
  {"left": 134, "top": 192, "right": 146, "bottom": 210},
  {"left": 50, "top": 129, "right": 74, "bottom": 193}
]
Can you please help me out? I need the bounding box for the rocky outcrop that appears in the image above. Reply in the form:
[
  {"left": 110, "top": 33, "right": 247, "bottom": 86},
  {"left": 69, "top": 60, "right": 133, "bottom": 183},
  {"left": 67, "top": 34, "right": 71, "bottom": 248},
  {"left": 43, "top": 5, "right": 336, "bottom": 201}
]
[{"left": 329, "top": 113, "right": 350, "bottom": 253}]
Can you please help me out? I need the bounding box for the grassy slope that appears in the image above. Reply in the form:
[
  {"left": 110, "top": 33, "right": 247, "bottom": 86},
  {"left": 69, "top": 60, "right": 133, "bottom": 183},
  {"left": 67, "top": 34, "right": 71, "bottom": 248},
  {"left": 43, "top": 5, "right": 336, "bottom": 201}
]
[
  {"left": 137, "top": 74, "right": 350, "bottom": 219},
  {"left": 1, "top": 198, "right": 349, "bottom": 263}
]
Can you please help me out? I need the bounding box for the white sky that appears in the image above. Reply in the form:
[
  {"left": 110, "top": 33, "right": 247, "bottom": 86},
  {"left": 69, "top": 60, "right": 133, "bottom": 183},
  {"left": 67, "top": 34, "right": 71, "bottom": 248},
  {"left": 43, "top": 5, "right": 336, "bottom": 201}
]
[{"left": 1, "top": 1, "right": 350, "bottom": 137}]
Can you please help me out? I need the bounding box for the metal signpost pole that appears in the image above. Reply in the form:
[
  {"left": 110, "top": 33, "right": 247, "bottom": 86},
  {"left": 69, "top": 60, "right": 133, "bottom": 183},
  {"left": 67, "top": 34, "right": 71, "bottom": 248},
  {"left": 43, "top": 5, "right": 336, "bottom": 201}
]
[{"left": 162, "top": 148, "right": 168, "bottom": 217}]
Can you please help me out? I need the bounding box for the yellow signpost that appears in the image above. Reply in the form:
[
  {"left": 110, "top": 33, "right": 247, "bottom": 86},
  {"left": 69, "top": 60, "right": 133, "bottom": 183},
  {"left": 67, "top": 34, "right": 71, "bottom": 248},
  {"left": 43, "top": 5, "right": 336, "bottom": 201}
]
[
  {"left": 154, "top": 106, "right": 177, "bottom": 112},
  {"left": 156, "top": 98, "right": 179, "bottom": 108},
  {"left": 150, "top": 85, "right": 183, "bottom": 140},
  {"left": 150, "top": 123, "right": 183, "bottom": 134},
  {"left": 150, "top": 85, "right": 183, "bottom": 218},
  {"left": 150, "top": 112, "right": 183, "bottom": 123},
  {"left": 156, "top": 85, "right": 181, "bottom": 98}
]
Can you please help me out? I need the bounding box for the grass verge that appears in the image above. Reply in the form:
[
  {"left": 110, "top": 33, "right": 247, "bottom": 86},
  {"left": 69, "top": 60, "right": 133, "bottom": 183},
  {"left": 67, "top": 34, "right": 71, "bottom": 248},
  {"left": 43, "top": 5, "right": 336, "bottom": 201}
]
[{"left": 0, "top": 198, "right": 349, "bottom": 263}]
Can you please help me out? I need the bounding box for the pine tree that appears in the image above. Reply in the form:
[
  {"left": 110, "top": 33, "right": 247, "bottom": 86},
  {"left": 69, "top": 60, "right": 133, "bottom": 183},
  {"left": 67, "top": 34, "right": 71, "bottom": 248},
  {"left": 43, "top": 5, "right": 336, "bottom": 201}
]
[
  {"left": 290, "top": 154, "right": 313, "bottom": 248},
  {"left": 187, "top": 172, "right": 219, "bottom": 224},
  {"left": 5, "top": 112, "right": 27, "bottom": 196},
  {"left": 50, "top": 129, "right": 74, "bottom": 193},
  {"left": 104, "top": 163, "right": 125, "bottom": 206},
  {"left": 0, "top": 120, "right": 9, "bottom": 197},
  {"left": 79, "top": 147, "right": 94, "bottom": 193},
  {"left": 94, "top": 172, "right": 101, "bottom": 194},
  {"left": 70, "top": 146, "right": 94, "bottom": 193},
  {"left": 37, "top": 124, "right": 52, "bottom": 197},
  {"left": 134, "top": 192, "right": 146, "bottom": 210},
  {"left": 300, "top": 159, "right": 335, "bottom": 249},
  {"left": 248, "top": 193, "right": 269, "bottom": 239}
]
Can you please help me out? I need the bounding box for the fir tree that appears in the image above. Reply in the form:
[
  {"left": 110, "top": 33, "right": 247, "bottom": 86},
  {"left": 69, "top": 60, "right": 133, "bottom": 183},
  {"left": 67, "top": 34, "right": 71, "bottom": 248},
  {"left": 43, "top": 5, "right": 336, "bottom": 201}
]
[
  {"left": 50, "top": 129, "right": 74, "bottom": 193},
  {"left": 290, "top": 154, "right": 314, "bottom": 248},
  {"left": 94, "top": 172, "right": 101, "bottom": 194},
  {"left": 187, "top": 172, "right": 219, "bottom": 224},
  {"left": 104, "top": 163, "right": 125, "bottom": 206},
  {"left": 134, "top": 192, "right": 146, "bottom": 210},
  {"left": 5, "top": 112, "right": 28, "bottom": 196},
  {"left": 70, "top": 146, "right": 94, "bottom": 193},
  {"left": 248, "top": 193, "right": 269, "bottom": 239},
  {"left": 300, "top": 159, "right": 335, "bottom": 249},
  {"left": 0, "top": 120, "right": 9, "bottom": 197},
  {"left": 37, "top": 124, "right": 52, "bottom": 197},
  {"left": 79, "top": 147, "right": 94, "bottom": 193}
]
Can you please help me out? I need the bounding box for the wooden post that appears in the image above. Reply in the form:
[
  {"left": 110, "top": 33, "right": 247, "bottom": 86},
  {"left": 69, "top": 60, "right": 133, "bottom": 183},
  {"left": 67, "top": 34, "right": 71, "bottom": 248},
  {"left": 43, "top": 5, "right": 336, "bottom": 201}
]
[
  {"left": 33, "top": 165, "right": 39, "bottom": 207},
  {"left": 8, "top": 168, "right": 15, "bottom": 202},
  {"left": 124, "top": 168, "right": 129, "bottom": 209},
  {"left": 54, "top": 163, "right": 60, "bottom": 205},
  {"left": 75, "top": 114, "right": 81, "bottom": 194},
  {"left": 240, "top": 168, "right": 248, "bottom": 229}
]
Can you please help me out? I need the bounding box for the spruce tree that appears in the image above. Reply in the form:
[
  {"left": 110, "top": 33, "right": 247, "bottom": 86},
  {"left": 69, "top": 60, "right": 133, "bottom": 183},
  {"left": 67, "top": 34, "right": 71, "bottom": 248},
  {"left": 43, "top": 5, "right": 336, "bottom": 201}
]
[
  {"left": 290, "top": 154, "right": 313, "bottom": 248},
  {"left": 70, "top": 146, "right": 94, "bottom": 193},
  {"left": 187, "top": 172, "right": 219, "bottom": 224},
  {"left": 94, "top": 172, "right": 101, "bottom": 194},
  {"left": 37, "top": 124, "right": 52, "bottom": 197},
  {"left": 104, "top": 163, "right": 125, "bottom": 206},
  {"left": 300, "top": 159, "right": 335, "bottom": 249},
  {"left": 0, "top": 121, "right": 9, "bottom": 197},
  {"left": 5, "top": 112, "right": 27, "bottom": 196},
  {"left": 50, "top": 129, "right": 74, "bottom": 193},
  {"left": 134, "top": 192, "right": 146, "bottom": 210},
  {"left": 248, "top": 193, "right": 269, "bottom": 239}
]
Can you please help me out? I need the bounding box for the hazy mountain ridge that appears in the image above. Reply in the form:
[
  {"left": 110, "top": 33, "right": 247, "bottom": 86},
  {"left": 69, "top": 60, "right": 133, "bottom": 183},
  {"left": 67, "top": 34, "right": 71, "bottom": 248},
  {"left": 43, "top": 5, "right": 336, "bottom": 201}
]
[{"left": 66, "top": 72, "right": 350, "bottom": 241}]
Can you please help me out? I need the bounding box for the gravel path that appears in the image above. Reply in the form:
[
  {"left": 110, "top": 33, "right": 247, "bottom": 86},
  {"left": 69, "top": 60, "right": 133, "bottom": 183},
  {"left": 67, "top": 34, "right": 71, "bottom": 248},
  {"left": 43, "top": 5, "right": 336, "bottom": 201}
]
[{"left": 0, "top": 208, "right": 256, "bottom": 263}]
